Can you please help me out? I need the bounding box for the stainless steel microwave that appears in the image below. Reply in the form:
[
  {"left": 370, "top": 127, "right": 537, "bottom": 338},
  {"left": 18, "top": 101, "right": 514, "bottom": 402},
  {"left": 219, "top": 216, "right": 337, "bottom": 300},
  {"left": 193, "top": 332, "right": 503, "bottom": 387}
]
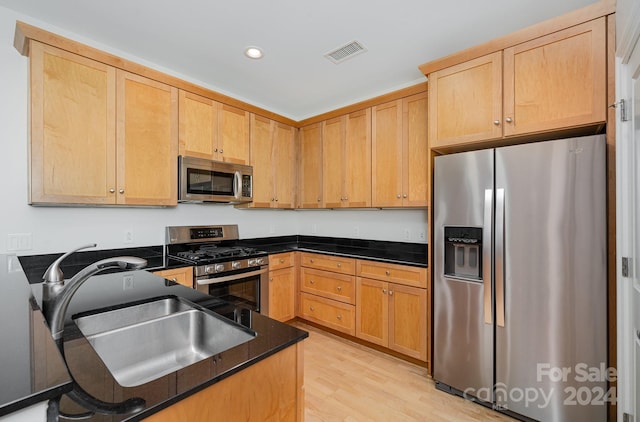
[{"left": 178, "top": 156, "right": 253, "bottom": 204}]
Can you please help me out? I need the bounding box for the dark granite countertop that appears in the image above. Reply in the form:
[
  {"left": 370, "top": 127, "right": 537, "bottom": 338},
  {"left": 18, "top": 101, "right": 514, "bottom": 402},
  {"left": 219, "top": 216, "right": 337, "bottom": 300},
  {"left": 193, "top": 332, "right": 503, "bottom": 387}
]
[
  {"left": 0, "top": 255, "right": 72, "bottom": 418},
  {"left": 239, "top": 235, "right": 428, "bottom": 267},
  {"left": 4, "top": 255, "right": 307, "bottom": 421}
]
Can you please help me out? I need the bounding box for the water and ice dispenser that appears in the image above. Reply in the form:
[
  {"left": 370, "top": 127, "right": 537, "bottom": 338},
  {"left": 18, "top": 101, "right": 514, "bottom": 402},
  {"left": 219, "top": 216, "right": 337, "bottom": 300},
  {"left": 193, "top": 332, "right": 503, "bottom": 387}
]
[{"left": 443, "top": 227, "right": 483, "bottom": 281}]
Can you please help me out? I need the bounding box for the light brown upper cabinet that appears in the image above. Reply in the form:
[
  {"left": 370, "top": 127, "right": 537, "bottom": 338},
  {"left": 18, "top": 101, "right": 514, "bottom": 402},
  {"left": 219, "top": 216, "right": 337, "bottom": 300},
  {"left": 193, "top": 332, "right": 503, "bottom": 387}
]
[
  {"left": 429, "top": 18, "right": 606, "bottom": 150},
  {"left": 372, "top": 92, "right": 428, "bottom": 207},
  {"left": 249, "top": 114, "right": 296, "bottom": 209},
  {"left": 117, "top": 70, "right": 178, "bottom": 206},
  {"left": 29, "top": 42, "right": 177, "bottom": 206},
  {"left": 178, "top": 91, "right": 250, "bottom": 164},
  {"left": 322, "top": 110, "right": 372, "bottom": 208},
  {"left": 298, "top": 123, "right": 323, "bottom": 208}
]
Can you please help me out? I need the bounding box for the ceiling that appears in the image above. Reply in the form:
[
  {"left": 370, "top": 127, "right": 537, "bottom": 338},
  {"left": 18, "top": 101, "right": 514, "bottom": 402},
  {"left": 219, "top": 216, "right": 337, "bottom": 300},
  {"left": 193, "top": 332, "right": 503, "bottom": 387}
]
[{"left": 0, "top": 0, "right": 599, "bottom": 121}]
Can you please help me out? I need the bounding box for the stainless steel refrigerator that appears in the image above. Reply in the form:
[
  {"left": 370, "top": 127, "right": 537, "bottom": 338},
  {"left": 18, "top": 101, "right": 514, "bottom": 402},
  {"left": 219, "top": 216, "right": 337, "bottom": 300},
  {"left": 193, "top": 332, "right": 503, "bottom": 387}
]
[{"left": 433, "top": 135, "right": 607, "bottom": 421}]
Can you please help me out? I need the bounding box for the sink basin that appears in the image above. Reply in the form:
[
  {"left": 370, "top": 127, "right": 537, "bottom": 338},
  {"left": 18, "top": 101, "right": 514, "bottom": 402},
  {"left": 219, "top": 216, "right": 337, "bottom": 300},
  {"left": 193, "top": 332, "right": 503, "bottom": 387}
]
[{"left": 74, "top": 297, "right": 256, "bottom": 387}]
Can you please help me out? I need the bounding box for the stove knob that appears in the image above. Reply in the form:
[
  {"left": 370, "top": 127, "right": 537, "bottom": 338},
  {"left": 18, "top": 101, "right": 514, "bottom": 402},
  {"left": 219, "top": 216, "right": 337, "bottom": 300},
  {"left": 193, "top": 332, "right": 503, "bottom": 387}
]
[
  {"left": 205, "top": 265, "right": 216, "bottom": 274},
  {"left": 214, "top": 264, "right": 225, "bottom": 273},
  {"left": 232, "top": 261, "right": 241, "bottom": 270},
  {"left": 248, "top": 258, "right": 257, "bottom": 266},
  {"left": 256, "top": 258, "right": 264, "bottom": 266}
]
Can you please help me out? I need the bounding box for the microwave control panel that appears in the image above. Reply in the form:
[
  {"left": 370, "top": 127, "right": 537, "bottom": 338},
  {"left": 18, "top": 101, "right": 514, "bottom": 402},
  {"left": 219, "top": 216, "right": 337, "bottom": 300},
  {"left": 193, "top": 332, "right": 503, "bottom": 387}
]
[{"left": 241, "top": 175, "right": 252, "bottom": 198}]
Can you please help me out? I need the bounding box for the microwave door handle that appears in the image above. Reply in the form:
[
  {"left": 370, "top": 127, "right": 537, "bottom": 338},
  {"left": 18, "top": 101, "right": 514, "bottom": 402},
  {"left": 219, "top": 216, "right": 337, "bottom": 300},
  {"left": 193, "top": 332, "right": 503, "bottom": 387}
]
[{"left": 234, "top": 171, "right": 241, "bottom": 200}]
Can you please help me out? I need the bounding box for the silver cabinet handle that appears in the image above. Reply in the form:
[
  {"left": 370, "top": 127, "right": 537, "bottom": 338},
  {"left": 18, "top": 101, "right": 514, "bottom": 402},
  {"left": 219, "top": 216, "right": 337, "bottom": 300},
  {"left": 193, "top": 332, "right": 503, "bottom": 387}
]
[
  {"left": 388, "top": 291, "right": 393, "bottom": 296},
  {"left": 403, "top": 194, "right": 407, "bottom": 198},
  {"left": 119, "top": 189, "right": 124, "bottom": 194},
  {"left": 279, "top": 258, "right": 284, "bottom": 263},
  {"left": 336, "top": 315, "right": 342, "bottom": 320},
  {"left": 109, "top": 188, "right": 115, "bottom": 193},
  {"left": 337, "top": 263, "right": 342, "bottom": 268},
  {"left": 505, "top": 117, "right": 513, "bottom": 123},
  {"left": 275, "top": 198, "right": 278, "bottom": 202},
  {"left": 310, "top": 259, "right": 314, "bottom": 263},
  {"left": 344, "top": 196, "right": 348, "bottom": 200},
  {"left": 309, "top": 306, "right": 314, "bottom": 311},
  {"left": 382, "top": 289, "right": 387, "bottom": 294},
  {"left": 493, "top": 120, "right": 500, "bottom": 125},
  {"left": 396, "top": 194, "right": 401, "bottom": 198},
  {"left": 336, "top": 286, "right": 342, "bottom": 291},
  {"left": 317, "top": 198, "right": 321, "bottom": 202},
  {"left": 219, "top": 148, "right": 223, "bottom": 153},
  {"left": 214, "top": 148, "right": 218, "bottom": 152},
  {"left": 309, "top": 279, "right": 314, "bottom": 284},
  {"left": 269, "top": 277, "right": 273, "bottom": 282},
  {"left": 385, "top": 270, "right": 390, "bottom": 276}
]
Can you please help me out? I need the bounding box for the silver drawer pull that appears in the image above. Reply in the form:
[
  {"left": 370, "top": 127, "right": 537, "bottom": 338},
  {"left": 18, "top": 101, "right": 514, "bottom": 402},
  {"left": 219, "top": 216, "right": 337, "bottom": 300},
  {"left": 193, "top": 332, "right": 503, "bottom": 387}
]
[
  {"left": 336, "top": 315, "right": 342, "bottom": 320},
  {"left": 336, "top": 286, "right": 342, "bottom": 291},
  {"left": 337, "top": 263, "right": 342, "bottom": 268},
  {"left": 389, "top": 290, "right": 394, "bottom": 296},
  {"left": 385, "top": 270, "right": 390, "bottom": 276},
  {"left": 382, "top": 289, "right": 387, "bottom": 294},
  {"left": 309, "top": 280, "right": 315, "bottom": 284},
  {"left": 279, "top": 258, "right": 284, "bottom": 263},
  {"left": 309, "top": 306, "right": 315, "bottom": 311}
]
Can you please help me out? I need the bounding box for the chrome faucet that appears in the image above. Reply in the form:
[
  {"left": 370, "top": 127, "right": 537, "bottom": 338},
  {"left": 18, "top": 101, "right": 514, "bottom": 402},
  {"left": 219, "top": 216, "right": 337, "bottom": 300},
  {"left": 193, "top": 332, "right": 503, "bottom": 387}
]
[{"left": 42, "top": 244, "right": 147, "bottom": 341}]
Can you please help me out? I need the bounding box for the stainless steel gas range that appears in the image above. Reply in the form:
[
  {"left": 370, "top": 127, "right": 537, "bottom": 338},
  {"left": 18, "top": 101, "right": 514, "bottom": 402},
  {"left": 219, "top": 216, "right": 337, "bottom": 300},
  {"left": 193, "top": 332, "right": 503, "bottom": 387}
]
[{"left": 165, "top": 225, "right": 270, "bottom": 314}]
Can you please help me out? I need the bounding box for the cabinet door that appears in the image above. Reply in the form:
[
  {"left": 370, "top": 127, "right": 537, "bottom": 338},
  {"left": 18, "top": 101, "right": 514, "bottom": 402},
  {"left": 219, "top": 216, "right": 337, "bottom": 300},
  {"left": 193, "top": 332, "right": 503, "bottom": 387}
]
[
  {"left": 298, "top": 123, "right": 323, "bottom": 208},
  {"left": 372, "top": 100, "right": 403, "bottom": 207},
  {"left": 428, "top": 52, "right": 503, "bottom": 149},
  {"left": 388, "top": 283, "right": 427, "bottom": 361},
  {"left": 116, "top": 70, "right": 178, "bottom": 206},
  {"left": 30, "top": 42, "right": 117, "bottom": 205},
  {"left": 269, "top": 267, "right": 296, "bottom": 322},
  {"left": 322, "top": 116, "right": 345, "bottom": 208},
  {"left": 402, "top": 92, "right": 428, "bottom": 207},
  {"left": 503, "top": 18, "right": 606, "bottom": 136},
  {"left": 178, "top": 90, "right": 217, "bottom": 159},
  {"left": 356, "top": 277, "right": 388, "bottom": 347},
  {"left": 217, "top": 104, "right": 250, "bottom": 164},
  {"left": 344, "top": 109, "right": 371, "bottom": 207},
  {"left": 273, "top": 122, "right": 296, "bottom": 208},
  {"left": 249, "top": 114, "right": 274, "bottom": 208}
]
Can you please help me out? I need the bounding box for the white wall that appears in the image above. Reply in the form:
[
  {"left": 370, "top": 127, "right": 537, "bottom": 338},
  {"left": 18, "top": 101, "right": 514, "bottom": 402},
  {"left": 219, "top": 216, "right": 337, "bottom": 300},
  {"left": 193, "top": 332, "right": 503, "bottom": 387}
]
[{"left": 0, "top": 6, "right": 428, "bottom": 255}]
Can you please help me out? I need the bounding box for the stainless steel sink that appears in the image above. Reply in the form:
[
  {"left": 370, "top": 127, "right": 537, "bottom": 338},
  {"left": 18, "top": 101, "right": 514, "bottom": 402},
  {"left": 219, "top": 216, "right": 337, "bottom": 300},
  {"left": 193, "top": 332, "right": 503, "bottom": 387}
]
[{"left": 74, "top": 297, "right": 256, "bottom": 387}]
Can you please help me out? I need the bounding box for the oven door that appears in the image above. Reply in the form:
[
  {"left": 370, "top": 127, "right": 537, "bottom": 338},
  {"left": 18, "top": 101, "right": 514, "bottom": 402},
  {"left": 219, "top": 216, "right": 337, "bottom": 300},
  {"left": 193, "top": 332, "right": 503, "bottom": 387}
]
[{"left": 195, "top": 266, "right": 269, "bottom": 314}]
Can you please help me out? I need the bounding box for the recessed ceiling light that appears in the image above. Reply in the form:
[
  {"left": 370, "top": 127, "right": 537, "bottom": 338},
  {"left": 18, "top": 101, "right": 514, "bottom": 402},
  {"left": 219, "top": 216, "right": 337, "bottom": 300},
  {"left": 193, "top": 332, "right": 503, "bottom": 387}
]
[{"left": 244, "top": 46, "right": 264, "bottom": 59}]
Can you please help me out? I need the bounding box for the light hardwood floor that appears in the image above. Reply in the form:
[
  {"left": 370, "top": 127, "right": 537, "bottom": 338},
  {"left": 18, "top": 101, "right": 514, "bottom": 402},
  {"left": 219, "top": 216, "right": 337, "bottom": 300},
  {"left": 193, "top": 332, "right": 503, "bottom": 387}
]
[{"left": 293, "top": 322, "right": 515, "bottom": 422}]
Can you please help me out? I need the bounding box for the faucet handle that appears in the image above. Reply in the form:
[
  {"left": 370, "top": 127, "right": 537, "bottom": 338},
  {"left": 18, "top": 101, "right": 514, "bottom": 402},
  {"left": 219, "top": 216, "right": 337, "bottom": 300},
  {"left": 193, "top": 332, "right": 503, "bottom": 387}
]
[{"left": 43, "top": 243, "right": 97, "bottom": 283}]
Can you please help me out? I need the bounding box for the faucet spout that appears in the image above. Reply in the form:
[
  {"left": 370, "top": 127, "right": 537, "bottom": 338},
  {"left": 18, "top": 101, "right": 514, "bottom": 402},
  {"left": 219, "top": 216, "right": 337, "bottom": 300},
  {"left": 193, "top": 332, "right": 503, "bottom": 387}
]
[{"left": 43, "top": 256, "right": 148, "bottom": 341}]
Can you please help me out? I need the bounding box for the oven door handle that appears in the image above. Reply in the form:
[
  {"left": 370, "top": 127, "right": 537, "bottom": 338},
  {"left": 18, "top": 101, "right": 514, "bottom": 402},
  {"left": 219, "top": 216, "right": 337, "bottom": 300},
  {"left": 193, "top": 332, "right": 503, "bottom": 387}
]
[{"left": 195, "top": 267, "right": 268, "bottom": 286}]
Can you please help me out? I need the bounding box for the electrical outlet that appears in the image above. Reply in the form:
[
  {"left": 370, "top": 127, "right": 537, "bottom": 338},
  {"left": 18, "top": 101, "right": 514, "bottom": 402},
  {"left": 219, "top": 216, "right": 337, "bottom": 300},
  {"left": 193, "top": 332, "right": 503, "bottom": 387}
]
[
  {"left": 419, "top": 231, "right": 426, "bottom": 241},
  {"left": 123, "top": 274, "right": 134, "bottom": 290},
  {"left": 124, "top": 230, "right": 134, "bottom": 244},
  {"left": 353, "top": 226, "right": 360, "bottom": 237},
  {"left": 403, "top": 228, "right": 411, "bottom": 241}
]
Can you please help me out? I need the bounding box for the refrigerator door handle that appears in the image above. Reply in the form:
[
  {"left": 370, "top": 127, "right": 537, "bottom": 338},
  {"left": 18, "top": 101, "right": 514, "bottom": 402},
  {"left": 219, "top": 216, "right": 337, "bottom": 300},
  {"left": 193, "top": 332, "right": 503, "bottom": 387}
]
[
  {"left": 483, "top": 189, "right": 493, "bottom": 325},
  {"left": 495, "top": 188, "right": 505, "bottom": 327}
]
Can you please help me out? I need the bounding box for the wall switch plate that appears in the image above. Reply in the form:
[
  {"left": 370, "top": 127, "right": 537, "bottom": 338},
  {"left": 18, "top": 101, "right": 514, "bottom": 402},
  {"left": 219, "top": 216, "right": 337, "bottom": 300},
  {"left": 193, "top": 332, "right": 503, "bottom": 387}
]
[
  {"left": 7, "top": 233, "right": 32, "bottom": 251},
  {"left": 419, "top": 231, "right": 426, "bottom": 241}
]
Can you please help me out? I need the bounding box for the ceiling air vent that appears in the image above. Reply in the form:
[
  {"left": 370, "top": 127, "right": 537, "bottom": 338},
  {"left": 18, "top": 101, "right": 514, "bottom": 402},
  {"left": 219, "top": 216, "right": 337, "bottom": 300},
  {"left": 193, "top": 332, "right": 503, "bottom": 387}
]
[{"left": 324, "top": 40, "right": 367, "bottom": 64}]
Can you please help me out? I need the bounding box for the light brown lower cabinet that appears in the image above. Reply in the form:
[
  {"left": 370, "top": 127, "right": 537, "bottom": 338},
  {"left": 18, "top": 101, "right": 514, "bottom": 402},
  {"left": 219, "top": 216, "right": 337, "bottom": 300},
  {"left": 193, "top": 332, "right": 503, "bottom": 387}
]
[
  {"left": 145, "top": 343, "right": 304, "bottom": 422},
  {"left": 300, "top": 292, "right": 356, "bottom": 336},
  {"left": 268, "top": 252, "right": 296, "bottom": 322},
  {"left": 356, "top": 277, "right": 427, "bottom": 361},
  {"left": 152, "top": 267, "right": 194, "bottom": 288}
]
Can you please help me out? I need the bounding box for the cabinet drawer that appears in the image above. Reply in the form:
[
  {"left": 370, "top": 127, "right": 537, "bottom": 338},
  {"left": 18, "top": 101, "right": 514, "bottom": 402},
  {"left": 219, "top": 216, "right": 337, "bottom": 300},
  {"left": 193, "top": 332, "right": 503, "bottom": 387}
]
[
  {"left": 300, "top": 267, "right": 355, "bottom": 304},
  {"left": 152, "top": 267, "right": 193, "bottom": 288},
  {"left": 269, "top": 252, "right": 295, "bottom": 271},
  {"left": 300, "top": 293, "right": 355, "bottom": 336},
  {"left": 300, "top": 252, "right": 355, "bottom": 275},
  {"left": 356, "top": 260, "right": 427, "bottom": 288}
]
